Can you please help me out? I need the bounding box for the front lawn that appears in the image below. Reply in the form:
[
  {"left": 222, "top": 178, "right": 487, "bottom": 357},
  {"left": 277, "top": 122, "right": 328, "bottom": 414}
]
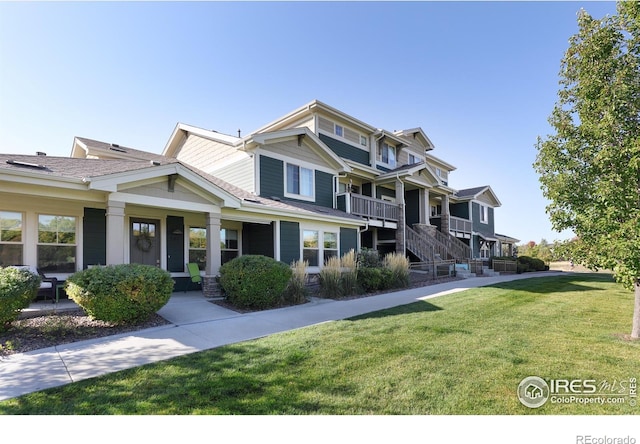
[{"left": 0, "top": 274, "right": 637, "bottom": 414}]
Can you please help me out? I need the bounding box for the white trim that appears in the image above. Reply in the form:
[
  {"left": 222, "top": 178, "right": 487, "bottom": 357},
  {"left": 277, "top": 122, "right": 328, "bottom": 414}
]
[{"left": 109, "top": 192, "right": 220, "bottom": 214}]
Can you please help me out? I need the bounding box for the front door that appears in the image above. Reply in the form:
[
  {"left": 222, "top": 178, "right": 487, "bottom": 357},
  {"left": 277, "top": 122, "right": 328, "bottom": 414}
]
[{"left": 130, "top": 218, "right": 161, "bottom": 267}]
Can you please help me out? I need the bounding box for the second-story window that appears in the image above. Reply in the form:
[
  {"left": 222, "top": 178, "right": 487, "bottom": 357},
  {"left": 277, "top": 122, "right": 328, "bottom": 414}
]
[
  {"left": 360, "top": 135, "right": 368, "bottom": 147},
  {"left": 335, "top": 124, "right": 343, "bottom": 137},
  {"left": 480, "top": 204, "right": 489, "bottom": 223},
  {"left": 377, "top": 143, "right": 396, "bottom": 168},
  {"left": 286, "top": 163, "right": 314, "bottom": 198}
]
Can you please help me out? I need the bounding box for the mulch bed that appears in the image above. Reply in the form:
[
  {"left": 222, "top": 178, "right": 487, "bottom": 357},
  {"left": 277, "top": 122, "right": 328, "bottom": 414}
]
[{"left": 0, "top": 309, "right": 170, "bottom": 357}]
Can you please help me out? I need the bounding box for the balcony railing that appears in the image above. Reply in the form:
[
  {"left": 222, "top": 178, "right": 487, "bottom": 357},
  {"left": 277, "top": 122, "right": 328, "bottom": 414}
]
[
  {"left": 450, "top": 216, "right": 472, "bottom": 233},
  {"left": 338, "top": 193, "right": 399, "bottom": 223}
]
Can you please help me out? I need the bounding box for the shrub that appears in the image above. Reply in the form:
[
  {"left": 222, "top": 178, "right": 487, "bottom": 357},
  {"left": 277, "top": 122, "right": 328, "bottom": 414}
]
[
  {"left": 0, "top": 267, "right": 41, "bottom": 331},
  {"left": 282, "top": 260, "right": 308, "bottom": 305},
  {"left": 340, "top": 250, "right": 358, "bottom": 296},
  {"left": 383, "top": 252, "right": 410, "bottom": 289},
  {"left": 357, "top": 248, "right": 382, "bottom": 268},
  {"left": 517, "top": 256, "right": 546, "bottom": 272},
  {"left": 65, "top": 264, "right": 174, "bottom": 325},
  {"left": 356, "top": 267, "right": 393, "bottom": 293},
  {"left": 319, "top": 256, "right": 343, "bottom": 298},
  {"left": 219, "top": 255, "right": 292, "bottom": 310}
]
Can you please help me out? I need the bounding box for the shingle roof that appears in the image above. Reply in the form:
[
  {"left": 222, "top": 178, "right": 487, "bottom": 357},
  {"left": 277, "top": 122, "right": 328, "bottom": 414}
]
[
  {"left": 455, "top": 186, "right": 490, "bottom": 198},
  {"left": 75, "top": 137, "right": 169, "bottom": 163},
  {"left": 1, "top": 153, "right": 364, "bottom": 223},
  {"left": 0, "top": 154, "right": 175, "bottom": 180}
]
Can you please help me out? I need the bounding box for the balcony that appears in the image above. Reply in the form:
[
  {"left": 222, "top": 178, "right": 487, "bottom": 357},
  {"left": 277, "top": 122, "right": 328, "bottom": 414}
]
[
  {"left": 450, "top": 215, "right": 472, "bottom": 234},
  {"left": 337, "top": 193, "right": 400, "bottom": 227}
]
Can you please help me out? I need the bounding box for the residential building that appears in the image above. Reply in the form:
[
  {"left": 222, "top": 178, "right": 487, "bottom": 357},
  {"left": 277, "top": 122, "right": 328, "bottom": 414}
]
[{"left": 0, "top": 100, "right": 517, "bottom": 294}]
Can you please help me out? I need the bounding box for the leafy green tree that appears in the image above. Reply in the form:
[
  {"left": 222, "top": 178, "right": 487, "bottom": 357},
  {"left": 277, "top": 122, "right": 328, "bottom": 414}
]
[{"left": 534, "top": 2, "right": 640, "bottom": 338}]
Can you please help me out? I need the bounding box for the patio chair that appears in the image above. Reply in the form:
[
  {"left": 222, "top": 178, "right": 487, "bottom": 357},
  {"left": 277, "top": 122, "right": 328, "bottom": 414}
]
[
  {"left": 184, "top": 263, "right": 202, "bottom": 292},
  {"left": 13, "top": 265, "right": 58, "bottom": 303}
]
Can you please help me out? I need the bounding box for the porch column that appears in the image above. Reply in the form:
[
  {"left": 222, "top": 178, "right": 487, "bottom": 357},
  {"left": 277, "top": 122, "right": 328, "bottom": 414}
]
[
  {"left": 203, "top": 211, "right": 223, "bottom": 298},
  {"left": 106, "top": 200, "right": 126, "bottom": 265},
  {"left": 205, "top": 211, "right": 221, "bottom": 277},
  {"left": 420, "top": 188, "right": 431, "bottom": 225},
  {"left": 395, "top": 179, "right": 405, "bottom": 254},
  {"left": 441, "top": 194, "right": 450, "bottom": 235}
]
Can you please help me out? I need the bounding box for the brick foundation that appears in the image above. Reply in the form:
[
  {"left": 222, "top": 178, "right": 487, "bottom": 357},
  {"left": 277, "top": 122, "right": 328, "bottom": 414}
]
[{"left": 202, "top": 276, "right": 223, "bottom": 298}]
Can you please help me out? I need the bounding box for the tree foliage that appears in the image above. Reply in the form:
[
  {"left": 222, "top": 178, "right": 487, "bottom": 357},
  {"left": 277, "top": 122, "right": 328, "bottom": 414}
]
[{"left": 534, "top": 2, "right": 639, "bottom": 337}]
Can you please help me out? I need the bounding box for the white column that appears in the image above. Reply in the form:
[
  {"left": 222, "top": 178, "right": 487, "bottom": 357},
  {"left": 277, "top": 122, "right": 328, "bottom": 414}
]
[
  {"left": 206, "top": 211, "right": 221, "bottom": 276},
  {"left": 106, "top": 200, "right": 126, "bottom": 265}
]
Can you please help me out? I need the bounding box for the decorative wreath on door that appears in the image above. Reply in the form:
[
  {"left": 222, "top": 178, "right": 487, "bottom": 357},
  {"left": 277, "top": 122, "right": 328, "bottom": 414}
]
[{"left": 136, "top": 230, "right": 153, "bottom": 252}]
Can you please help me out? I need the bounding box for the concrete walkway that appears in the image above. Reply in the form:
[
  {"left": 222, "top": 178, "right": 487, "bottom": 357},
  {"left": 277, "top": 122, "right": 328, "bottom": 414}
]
[{"left": 0, "top": 272, "right": 564, "bottom": 401}]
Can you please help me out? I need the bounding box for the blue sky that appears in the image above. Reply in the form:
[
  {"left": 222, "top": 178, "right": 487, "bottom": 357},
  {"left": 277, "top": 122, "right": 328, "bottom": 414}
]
[{"left": 0, "top": 1, "right": 619, "bottom": 245}]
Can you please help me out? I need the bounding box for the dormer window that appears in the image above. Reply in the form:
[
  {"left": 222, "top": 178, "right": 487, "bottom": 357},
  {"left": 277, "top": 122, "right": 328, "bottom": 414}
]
[
  {"left": 335, "top": 124, "right": 343, "bottom": 137},
  {"left": 360, "top": 135, "right": 368, "bottom": 147},
  {"left": 377, "top": 143, "right": 396, "bottom": 168}
]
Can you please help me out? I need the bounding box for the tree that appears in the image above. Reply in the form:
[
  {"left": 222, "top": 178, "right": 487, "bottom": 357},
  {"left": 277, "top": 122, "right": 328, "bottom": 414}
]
[{"left": 534, "top": 2, "right": 640, "bottom": 338}]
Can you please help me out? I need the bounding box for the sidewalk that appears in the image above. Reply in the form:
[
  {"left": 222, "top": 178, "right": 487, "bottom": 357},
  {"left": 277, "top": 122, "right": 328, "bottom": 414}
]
[{"left": 0, "top": 272, "right": 564, "bottom": 401}]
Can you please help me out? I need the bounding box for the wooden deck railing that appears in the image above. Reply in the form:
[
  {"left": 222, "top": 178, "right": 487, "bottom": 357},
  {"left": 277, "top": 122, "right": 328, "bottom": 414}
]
[{"left": 346, "top": 194, "right": 400, "bottom": 222}]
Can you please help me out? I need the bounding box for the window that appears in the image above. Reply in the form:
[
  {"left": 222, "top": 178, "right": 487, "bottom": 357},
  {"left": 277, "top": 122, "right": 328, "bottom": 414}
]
[
  {"left": 303, "top": 230, "right": 319, "bottom": 266},
  {"left": 335, "top": 124, "right": 343, "bottom": 137},
  {"left": 0, "top": 211, "right": 23, "bottom": 266},
  {"left": 430, "top": 205, "right": 442, "bottom": 217},
  {"left": 189, "top": 227, "right": 207, "bottom": 270},
  {"left": 480, "top": 205, "right": 489, "bottom": 223},
  {"left": 360, "top": 135, "right": 368, "bottom": 147},
  {"left": 377, "top": 143, "right": 396, "bottom": 168},
  {"left": 286, "top": 163, "right": 314, "bottom": 198},
  {"left": 480, "top": 243, "right": 490, "bottom": 259},
  {"left": 408, "top": 154, "right": 420, "bottom": 164},
  {"left": 189, "top": 227, "right": 240, "bottom": 269},
  {"left": 221, "top": 228, "right": 239, "bottom": 265},
  {"left": 37, "top": 214, "right": 76, "bottom": 273},
  {"left": 323, "top": 232, "right": 338, "bottom": 263}
]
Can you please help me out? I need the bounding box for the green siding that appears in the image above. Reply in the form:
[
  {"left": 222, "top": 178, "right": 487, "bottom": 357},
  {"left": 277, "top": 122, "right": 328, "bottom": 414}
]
[
  {"left": 376, "top": 187, "right": 396, "bottom": 200},
  {"left": 450, "top": 202, "right": 470, "bottom": 219},
  {"left": 472, "top": 203, "right": 495, "bottom": 235},
  {"left": 340, "top": 228, "right": 358, "bottom": 256},
  {"left": 83, "top": 208, "right": 106, "bottom": 268},
  {"left": 319, "top": 134, "right": 369, "bottom": 165},
  {"left": 280, "top": 221, "right": 300, "bottom": 265},
  {"left": 315, "top": 170, "right": 333, "bottom": 208},
  {"left": 166, "top": 216, "right": 184, "bottom": 272},
  {"left": 405, "top": 189, "right": 420, "bottom": 226},
  {"left": 259, "top": 155, "right": 284, "bottom": 199}
]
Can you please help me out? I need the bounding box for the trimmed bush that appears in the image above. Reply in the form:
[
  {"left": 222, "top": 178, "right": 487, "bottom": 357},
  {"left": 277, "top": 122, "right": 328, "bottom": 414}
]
[
  {"left": 219, "top": 255, "right": 292, "bottom": 310},
  {"left": 357, "top": 267, "right": 393, "bottom": 293},
  {"left": 517, "top": 256, "right": 546, "bottom": 272},
  {"left": 357, "top": 248, "right": 382, "bottom": 268},
  {"left": 64, "top": 264, "right": 174, "bottom": 325},
  {"left": 0, "top": 267, "right": 41, "bottom": 331}
]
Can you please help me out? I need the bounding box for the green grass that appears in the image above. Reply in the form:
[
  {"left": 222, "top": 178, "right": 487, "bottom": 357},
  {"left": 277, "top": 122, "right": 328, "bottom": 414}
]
[{"left": 1, "top": 274, "right": 638, "bottom": 415}]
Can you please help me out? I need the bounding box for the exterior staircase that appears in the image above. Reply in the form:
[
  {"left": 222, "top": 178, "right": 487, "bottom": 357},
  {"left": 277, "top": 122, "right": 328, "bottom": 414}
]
[{"left": 406, "top": 224, "right": 472, "bottom": 263}]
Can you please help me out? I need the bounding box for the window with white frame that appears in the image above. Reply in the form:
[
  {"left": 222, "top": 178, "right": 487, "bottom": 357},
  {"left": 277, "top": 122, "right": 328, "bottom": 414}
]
[
  {"left": 480, "top": 243, "right": 490, "bottom": 259},
  {"left": 303, "top": 230, "right": 339, "bottom": 266},
  {"left": 323, "top": 232, "right": 338, "bottom": 263},
  {"left": 37, "top": 214, "right": 77, "bottom": 273},
  {"left": 286, "top": 163, "right": 314, "bottom": 199},
  {"left": 335, "top": 124, "right": 343, "bottom": 137},
  {"left": 303, "top": 230, "right": 319, "bottom": 266},
  {"left": 430, "top": 205, "right": 442, "bottom": 217},
  {"left": 377, "top": 143, "right": 396, "bottom": 168},
  {"left": 480, "top": 204, "right": 489, "bottom": 223},
  {"left": 189, "top": 227, "right": 207, "bottom": 270},
  {"left": 408, "top": 153, "right": 422, "bottom": 165},
  {"left": 0, "top": 211, "right": 23, "bottom": 266},
  {"left": 189, "top": 227, "right": 240, "bottom": 270},
  {"left": 360, "top": 135, "right": 368, "bottom": 147}
]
